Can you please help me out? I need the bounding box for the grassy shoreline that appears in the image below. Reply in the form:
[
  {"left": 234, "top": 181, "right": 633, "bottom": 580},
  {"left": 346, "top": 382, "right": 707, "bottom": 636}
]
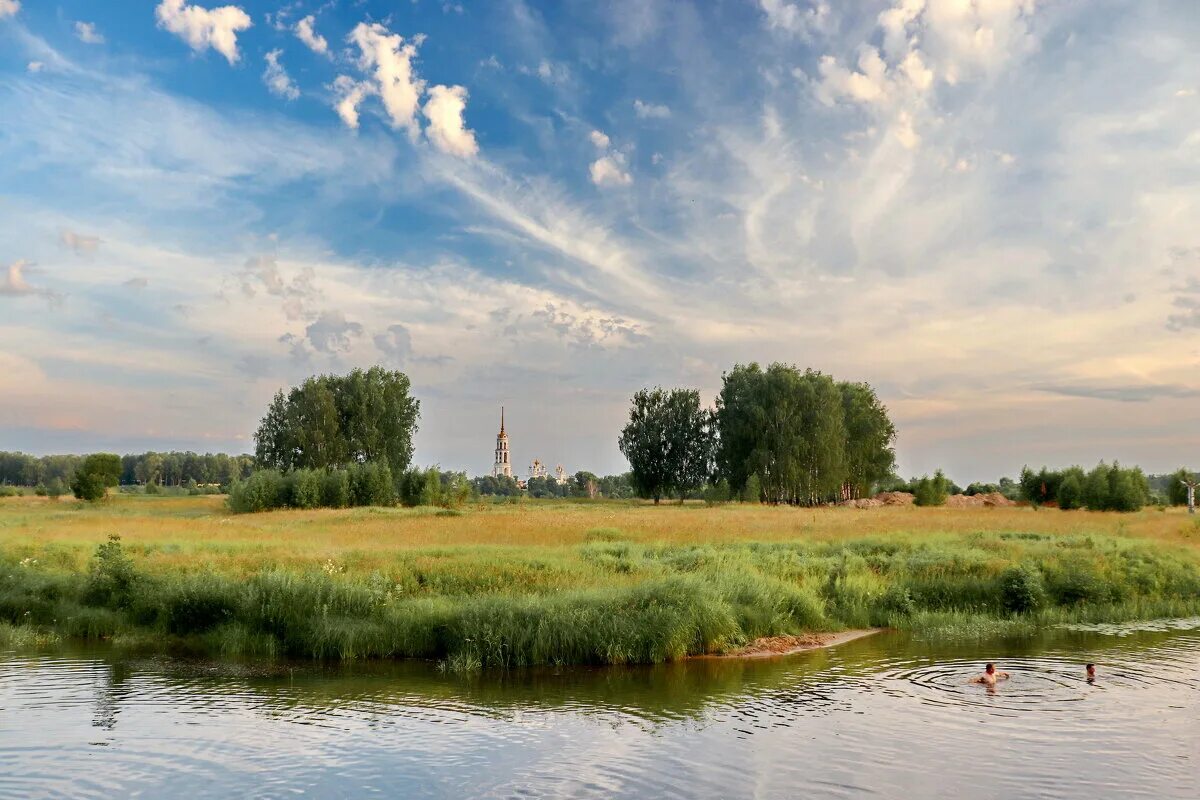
[{"left": 2, "top": 496, "right": 1199, "bottom": 669}]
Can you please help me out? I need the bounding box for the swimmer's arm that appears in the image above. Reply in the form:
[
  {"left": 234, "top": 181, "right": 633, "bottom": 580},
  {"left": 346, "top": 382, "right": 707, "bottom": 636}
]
[{"left": 997, "top": 671, "right": 1010, "bottom": 679}]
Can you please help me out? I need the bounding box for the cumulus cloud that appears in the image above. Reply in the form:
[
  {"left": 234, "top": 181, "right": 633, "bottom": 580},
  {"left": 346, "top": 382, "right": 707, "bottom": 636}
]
[
  {"left": 154, "top": 0, "right": 252, "bottom": 65},
  {"left": 306, "top": 310, "right": 364, "bottom": 354},
  {"left": 589, "top": 130, "right": 610, "bottom": 149},
  {"left": 74, "top": 22, "right": 105, "bottom": 45},
  {"left": 331, "top": 75, "right": 373, "bottom": 130},
  {"left": 423, "top": 84, "right": 478, "bottom": 157},
  {"left": 759, "top": 0, "right": 829, "bottom": 37},
  {"left": 345, "top": 22, "right": 425, "bottom": 137},
  {"left": 238, "top": 255, "right": 315, "bottom": 320},
  {"left": 590, "top": 153, "right": 633, "bottom": 187},
  {"left": 27, "top": 61, "right": 43, "bottom": 73},
  {"left": 373, "top": 323, "right": 413, "bottom": 364},
  {"left": 294, "top": 15, "right": 328, "bottom": 56},
  {"left": 60, "top": 230, "right": 101, "bottom": 255},
  {"left": 633, "top": 99, "right": 671, "bottom": 119},
  {"left": 263, "top": 49, "right": 300, "bottom": 101},
  {"left": 0, "top": 0, "right": 18, "bottom": 20},
  {"left": 123, "top": 277, "right": 150, "bottom": 290}
]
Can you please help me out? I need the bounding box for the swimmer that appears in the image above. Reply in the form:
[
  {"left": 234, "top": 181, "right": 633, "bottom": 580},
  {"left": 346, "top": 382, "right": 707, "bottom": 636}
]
[
  {"left": 971, "top": 662, "right": 1010, "bottom": 686},
  {"left": 1086, "top": 663, "right": 1096, "bottom": 683}
]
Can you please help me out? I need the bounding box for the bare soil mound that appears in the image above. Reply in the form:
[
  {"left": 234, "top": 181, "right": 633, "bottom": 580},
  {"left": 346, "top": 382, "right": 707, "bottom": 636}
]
[
  {"left": 874, "top": 491, "right": 915, "bottom": 506},
  {"left": 944, "top": 492, "right": 1017, "bottom": 508}
]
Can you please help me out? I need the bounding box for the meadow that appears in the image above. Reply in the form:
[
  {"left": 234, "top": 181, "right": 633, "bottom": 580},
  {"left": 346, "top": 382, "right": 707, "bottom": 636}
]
[{"left": 2, "top": 495, "right": 1199, "bottom": 669}]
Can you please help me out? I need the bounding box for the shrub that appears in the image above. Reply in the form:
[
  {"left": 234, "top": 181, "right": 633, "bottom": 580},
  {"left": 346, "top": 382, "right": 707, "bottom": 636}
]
[
  {"left": 1057, "top": 473, "right": 1084, "bottom": 510},
  {"left": 742, "top": 474, "right": 762, "bottom": 503},
  {"left": 999, "top": 565, "right": 1045, "bottom": 613},
  {"left": 70, "top": 453, "right": 122, "bottom": 502},
  {"left": 227, "top": 470, "right": 286, "bottom": 513},
  {"left": 396, "top": 468, "right": 426, "bottom": 507},
  {"left": 349, "top": 462, "right": 395, "bottom": 507},
  {"left": 46, "top": 478, "right": 64, "bottom": 499},
  {"left": 703, "top": 479, "right": 732, "bottom": 506},
  {"left": 913, "top": 470, "right": 950, "bottom": 507},
  {"left": 83, "top": 534, "right": 139, "bottom": 608},
  {"left": 320, "top": 470, "right": 350, "bottom": 508},
  {"left": 34, "top": 483, "right": 47, "bottom": 497},
  {"left": 288, "top": 469, "right": 322, "bottom": 509}
]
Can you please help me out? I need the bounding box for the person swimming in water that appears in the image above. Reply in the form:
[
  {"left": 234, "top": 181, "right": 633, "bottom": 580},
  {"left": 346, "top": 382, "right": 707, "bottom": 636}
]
[
  {"left": 971, "top": 663, "right": 1010, "bottom": 686},
  {"left": 1086, "top": 663, "right": 1096, "bottom": 683}
]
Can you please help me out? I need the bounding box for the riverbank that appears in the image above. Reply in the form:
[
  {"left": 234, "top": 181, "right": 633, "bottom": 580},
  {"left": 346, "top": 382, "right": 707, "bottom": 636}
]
[{"left": 2, "top": 496, "right": 1199, "bottom": 669}]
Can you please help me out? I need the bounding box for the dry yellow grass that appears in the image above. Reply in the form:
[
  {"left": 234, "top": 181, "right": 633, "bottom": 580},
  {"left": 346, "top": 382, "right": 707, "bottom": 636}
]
[{"left": 2, "top": 494, "right": 1197, "bottom": 576}]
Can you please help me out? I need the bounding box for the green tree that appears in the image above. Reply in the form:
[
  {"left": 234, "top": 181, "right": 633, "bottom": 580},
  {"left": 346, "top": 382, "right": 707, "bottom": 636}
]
[
  {"left": 618, "top": 387, "right": 712, "bottom": 504},
  {"left": 254, "top": 368, "right": 420, "bottom": 475},
  {"left": 913, "top": 469, "right": 950, "bottom": 506},
  {"left": 70, "top": 453, "right": 122, "bottom": 502},
  {"left": 1056, "top": 471, "right": 1084, "bottom": 510},
  {"left": 1083, "top": 462, "right": 1112, "bottom": 510},
  {"left": 1168, "top": 468, "right": 1197, "bottom": 506},
  {"left": 839, "top": 381, "right": 897, "bottom": 499}
]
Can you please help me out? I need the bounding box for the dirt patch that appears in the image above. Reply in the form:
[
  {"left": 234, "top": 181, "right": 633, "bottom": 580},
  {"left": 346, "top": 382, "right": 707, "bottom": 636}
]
[
  {"left": 839, "top": 497, "right": 884, "bottom": 509},
  {"left": 696, "top": 629, "right": 882, "bottom": 660},
  {"left": 874, "top": 491, "right": 915, "bottom": 506},
  {"left": 944, "top": 492, "right": 1017, "bottom": 508}
]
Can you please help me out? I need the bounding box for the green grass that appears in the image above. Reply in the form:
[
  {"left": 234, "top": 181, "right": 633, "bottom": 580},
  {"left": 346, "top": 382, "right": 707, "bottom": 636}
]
[{"left": 3, "top": 523, "right": 1199, "bottom": 669}]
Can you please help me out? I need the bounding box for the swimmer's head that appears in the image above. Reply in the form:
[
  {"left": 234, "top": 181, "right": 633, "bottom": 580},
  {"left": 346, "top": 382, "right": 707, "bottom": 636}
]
[
  {"left": 1086, "top": 663, "right": 1096, "bottom": 676},
  {"left": 985, "top": 663, "right": 995, "bottom": 674}
]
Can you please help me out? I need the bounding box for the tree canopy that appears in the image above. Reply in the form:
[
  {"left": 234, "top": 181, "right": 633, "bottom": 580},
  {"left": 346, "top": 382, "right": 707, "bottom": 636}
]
[
  {"left": 618, "top": 387, "right": 712, "bottom": 503},
  {"left": 254, "top": 367, "right": 420, "bottom": 475}
]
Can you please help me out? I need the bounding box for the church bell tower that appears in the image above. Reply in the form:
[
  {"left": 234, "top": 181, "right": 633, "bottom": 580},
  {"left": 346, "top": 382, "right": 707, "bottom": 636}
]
[{"left": 492, "top": 407, "right": 513, "bottom": 478}]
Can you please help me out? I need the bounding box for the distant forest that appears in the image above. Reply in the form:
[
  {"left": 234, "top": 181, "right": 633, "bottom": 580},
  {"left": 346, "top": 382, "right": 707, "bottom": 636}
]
[{"left": 0, "top": 451, "right": 255, "bottom": 488}]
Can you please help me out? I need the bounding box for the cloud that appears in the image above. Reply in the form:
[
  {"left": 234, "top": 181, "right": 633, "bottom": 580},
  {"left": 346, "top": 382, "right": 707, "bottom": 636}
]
[
  {"left": 331, "top": 75, "right": 373, "bottom": 129},
  {"left": 758, "top": 0, "right": 829, "bottom": 37},
  {"left": 423, "top": 84, "right": 478, "bottom": 157},
  {"left": 633, "top": 99, "right": 671, "bottom": 119},
  {"left": 238, "top": 256, "right": 316, "bottom": 320},
  {"left": 294, "top": 15, "right": 328, "bottom": 56},
  {"left": 263, "top": 49, "right": 300, "bottom": 101},
  {"left": 0, "top": 0, "right": 18, "bottom": 21},
  {"left": 60, "top": 230, "right": 101, "bottom": 255},
  {"left": 373, "top": 323, "right": 413, "bottom": 365},
  {"left": 154, "top": 0, "right": 252, "bottom": 65},
  {"left": 305, "top": 311, "right": 364, "bottom": 354},
  {"left": 74, "top": 22, "right": 105, "bottom": 45},
  {"left": 123, "top": 277, "right": 150, "bottom": 290},
  {"left": 520, "top": 59, "right": 570, "bottom": 85},
  {"left": 1, "top": 260, "right": 58, "bottom": 302},
  {"left": 1167, "top": 277, "right": 1200, "bottom": 332},
  {"left": 1035, "top": 382, "right": 1200, "bottom": 403},
  {"left": 589, "top": 130, "right": 610, "bottom": 149},
  {"left": 589, "top": 154, "right": 632, "bottom": 187},
  {"left": 345, "top": 22, "right": 425, "bottom": 137},
  {"left": 27, "top": 61, "right": 43, "bottom": 73}
]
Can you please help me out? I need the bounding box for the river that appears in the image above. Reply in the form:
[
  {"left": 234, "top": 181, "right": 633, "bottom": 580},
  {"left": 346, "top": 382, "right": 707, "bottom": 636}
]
[{"left": 2, "top": 619, "right": 1197, "bottom": 798}]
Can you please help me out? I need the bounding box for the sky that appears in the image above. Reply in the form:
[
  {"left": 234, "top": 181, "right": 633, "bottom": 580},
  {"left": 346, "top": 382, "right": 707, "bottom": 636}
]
[{"left": 1, "top": 0, "right": 1199, "bottom": 482}]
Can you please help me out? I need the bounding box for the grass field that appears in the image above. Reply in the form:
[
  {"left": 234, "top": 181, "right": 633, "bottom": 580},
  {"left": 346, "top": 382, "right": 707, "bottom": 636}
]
[{"left": 2, "top": 495, "right": 1199, "bottom": 668}]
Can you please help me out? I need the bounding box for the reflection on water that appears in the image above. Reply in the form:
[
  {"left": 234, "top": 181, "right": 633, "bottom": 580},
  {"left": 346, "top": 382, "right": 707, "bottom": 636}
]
[{"left": 2, "top": 621, "right": 1198, "bottom": 798}]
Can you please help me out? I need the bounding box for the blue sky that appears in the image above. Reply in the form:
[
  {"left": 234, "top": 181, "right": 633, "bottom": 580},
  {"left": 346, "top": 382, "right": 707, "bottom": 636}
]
[{"left": 1, "top": 0, "right": 1199, "bottom": 481}]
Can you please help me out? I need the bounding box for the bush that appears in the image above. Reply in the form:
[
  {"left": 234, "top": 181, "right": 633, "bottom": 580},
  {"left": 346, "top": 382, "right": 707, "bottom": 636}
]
[
  {"left": 320, "top": 470, "right": 350, "bottom": 508},
  {"left": 227, "top": 470, "right": 286, "bottom": 513},
  {"left": 287, "top": 469, "right": 322, "bottom": 509},
  {"left": 34, "top": 483, "right": 47, "bottom": 497},
  {"left": 349, "top": 462, "right": 395, "bottom": 507},
  {"left": 70, "top": 453, "right": 122, "bottom": 502},
  {"left": 913, "top": 470, "right": 950, "bottom": 507},
  {"left": 999, "top": 565, "right": 1045, "bottom": 613},
  {"left": 1057, "top": 473, "right": 1084, "bottom": 510},
  {"left": 703, "top": 479, "right": 732, "bottom": 506},
  {"left": 397, "top": 468, "right": 425, "bottom": 507},
  {"left": 46, "top": 478, "right": 64, "bottom": 499},
  {"left": 742, "top": 474, "right": 762, "bottom": 503},
  {"left": 83, "top": 534, "right": 139, "bottom": 608}
]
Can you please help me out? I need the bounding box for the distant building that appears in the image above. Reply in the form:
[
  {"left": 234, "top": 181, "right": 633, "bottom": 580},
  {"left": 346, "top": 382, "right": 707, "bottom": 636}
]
[{"left": 492, "top": 407, "right": 513, "bottom": 478}]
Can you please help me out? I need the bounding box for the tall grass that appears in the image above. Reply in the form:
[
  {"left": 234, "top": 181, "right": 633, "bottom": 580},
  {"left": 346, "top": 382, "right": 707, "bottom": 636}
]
[{"left": 2, "top": 522, "right": 1198, "bottom": 668}]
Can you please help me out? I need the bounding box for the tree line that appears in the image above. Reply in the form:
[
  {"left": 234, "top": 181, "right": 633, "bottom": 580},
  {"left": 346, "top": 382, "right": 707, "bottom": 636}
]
[
  {"left": 0, "top": 450, "right": 255, "bottom": 490},
  {"left": 619, "top": 363, "right": 897, "bottom": 505}
]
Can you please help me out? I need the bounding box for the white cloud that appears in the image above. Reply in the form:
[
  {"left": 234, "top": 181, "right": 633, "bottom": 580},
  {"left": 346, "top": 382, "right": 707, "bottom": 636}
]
[
  {"left": 294, "top": 15, "right": 328, "bottom": 56},
  {"left": 346, "top": 22, "right": 425, "bottom": 137},
  {"left": 0, "top": 0, "right": 18, "bottom": 20},
  {"left": 759, "top": 0, "right": 829, "bottom": 37},
  {"left": 74, "top": 22, "right": 105, "bottom": 45},
  {"left": 633, "top": 99, "right": 671, "bottom": 119},
  {"left": 374, "top": 323, "right": 413, "bottom": 365},
  {"left": 0, "top": 261, "right": 58, "bottom": 302},
  {"left": 589, "top": 130, "right": 611, "bottom": 149},
  {"left": 816, "top": 46, "right": 890, "bottom": 106},
  {"left": 263, "top": 49, "right": 300, "bottom": 101},
  {"left": 331, "top": 75, "right": 373, "bottom": 129},
  {"left": 60, "top": 230, "right": 101, "bottom": 255},
  {"left": 522, "top": 59, "right": 570, "bottom": 85},
  {"left": 154, "top": 0, "right": 252, "bottom": 65},
  {"left": 423, "top": 84, "right": 478, "bottom": 157},
  {"left": 26, "top": 61, "right": 43, "bottom": 73},
  {"left": 305, "top": 310, "right": 364, "bottom": 354},
  {"left": 589, "top": 154, "right": 632, "bottom": 187}
]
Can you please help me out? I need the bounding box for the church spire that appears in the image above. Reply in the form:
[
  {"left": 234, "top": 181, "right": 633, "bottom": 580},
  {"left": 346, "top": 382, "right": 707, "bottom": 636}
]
[{"left": 500, "top": 406, "right": 505, "bottom": 435}]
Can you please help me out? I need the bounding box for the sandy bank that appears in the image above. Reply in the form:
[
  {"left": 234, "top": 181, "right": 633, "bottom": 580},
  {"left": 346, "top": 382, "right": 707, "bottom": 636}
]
[{"left": 695, "top": 628, "right": 882, "bottom": 660}]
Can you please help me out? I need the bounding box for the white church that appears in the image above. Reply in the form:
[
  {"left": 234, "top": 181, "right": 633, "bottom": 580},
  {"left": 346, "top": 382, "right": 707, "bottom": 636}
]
[{"left": 491, "top": 407, "right": 569, "bottom": 485}]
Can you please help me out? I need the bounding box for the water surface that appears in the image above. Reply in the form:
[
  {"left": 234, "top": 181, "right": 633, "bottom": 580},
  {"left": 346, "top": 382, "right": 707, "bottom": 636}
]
[{"left": 2, "top": 621, "right": 1197, "bottom": 798}]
